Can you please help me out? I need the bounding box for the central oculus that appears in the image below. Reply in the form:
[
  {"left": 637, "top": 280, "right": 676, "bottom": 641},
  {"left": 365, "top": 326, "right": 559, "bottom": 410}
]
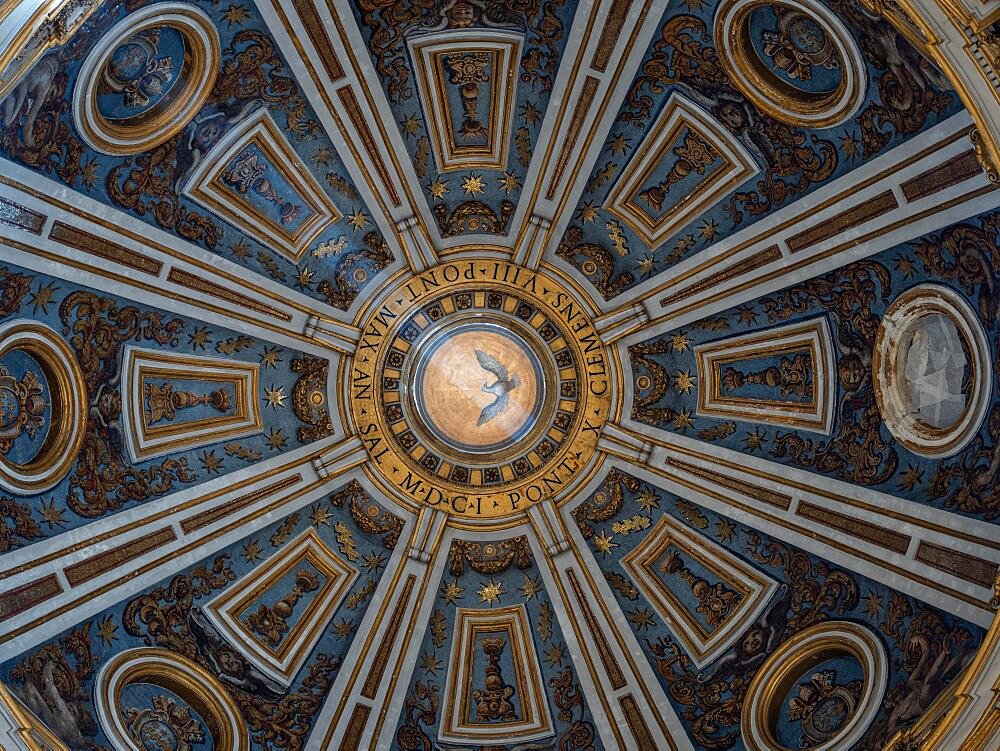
[{"left": 348, "top": 260, "right": 612, "bottom": 520}]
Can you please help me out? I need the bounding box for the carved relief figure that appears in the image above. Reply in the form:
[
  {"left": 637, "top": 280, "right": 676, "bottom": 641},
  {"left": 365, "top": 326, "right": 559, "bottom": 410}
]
[
  {"left": 445, "top": 52, "right": 490, "bottom": 140},
  {"left": 761, "top": 9, "right": 840, "bottom": 82},
  {"left": 637, "top": 131, "right": 719, "bottom": 214},
  {"left": 721, "top": 352, "right": 814, "bottom": 399},
  {"left": 785, "top": 668, "right": 862, "bottom": 748},
  {"left": 144, "top": 383, "right": 231, "bottom": 426},
  {"left": 245, "top": 567, "right": 321, "bottom": 647},
  {"left": 471, "top": 636, "right": 518, "bottom": 722},
  {"left": 100, "top": 29, "right": 176, "bottom": 111},
  {"left": 123, "top": 694, "right": 205, "bottom": 751},
  {"left": 0, "top": 365, "right": 46, "bottom": 456}
]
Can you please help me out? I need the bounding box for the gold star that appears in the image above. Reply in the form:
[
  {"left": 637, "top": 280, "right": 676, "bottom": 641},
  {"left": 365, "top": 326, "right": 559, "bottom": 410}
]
[
  {"left": 498, "top": 172, "right": 519, "bottom": 194},
  {"left": 699, "top": 219, "right": 718, "bottom": 242},
  {"left": 578, "top": 202, "right": 599, "bottom": 223},
  {"left": 544, "top": 643, "right": 565, "bottom": 666},
  {"left": 673, "top": 234, "right": 696, "bottom": 254},
  {"left": 862, "top": 591, "right": 883, "bottom": 618},
  {"left": 314, "top": 147, "right": 332, "bottom": 166},
  {"left": 400, "top": 113, "right": 422, "bottom": 137},
  {"left": 895, "top": 255, "right": 916, "bottom": 279},
  {"left": 669, "top": 332, "right": 691, "bottom": 352},
  {"left": 333, "top": 618, "right": 354, "bottom": 638},
  {"left": 231, "top": 239, "right": 251, "bottom": 260},
  {"left": 477, "top": 580, "right": 504, "bottom": 606},
  {"left": 80, "top": 158, "right": 99, "bottom": 191},
  {"left": 294, "top": 266, "right": 315, "bottom": 290},
  {"left": 840, "top": 131, "right": 861, "bottom": 161},
  {"left": 593, "top": 530, "right": 618, "bottom": 558},
  {"left": 348, "top": 209, "right": 369, "bottom": 231},
  {"left": 674, "top": 370, "right": 696, "bottom": 394},
  {"left": 609, "top": 133, "right": 630, "bottom": 155},
  {"left": 637, "top": 488, "right": 660, "bottom": 513},
  {"left": 363, "top": 551, "right": 386, "bottom": 571},
  {"left": 265, "top": 428, "right": 287, "bottom": 450},
  {"left": 519, "top": 574, "right": 543, "bottom": 600},
  {"left": 97, "top": 616, "right": 118, "bottom": 645},
  {"left": 29, "top": 282, "right": 58, "bottom": 315},
  {"left": 715, "top": 519, "right": 736, "bottom": 543},
  {"left": 744, "top": 429, "right": 767, "bottom": 453},
  {"left": 310, "top": 503, "right": 332, "bottom": 527},
  {"left": 200, "top": 450, "right": 223, "bottom": 474},
  {"left": 259, "top": 346, "right": 282, "bottom": 368},
  {"left": 628, "top": 607, "right": 656, "bottom": 631},
  {"left": 242, "top": 539, "right": 263, "bottom": 563},
  {"left": 637, "top": 253, "right": 656, "bottom": 278},
  {"left": 672, "top": 409, "right": 694, "bottom": 431},
  {"left": 736, "top": 304, "right": 757, "bottom": 325},
  {"left": 427, "top": 179, "right": 449, "bottom": 200},
  {"left": 898, "top": 464, "right": 924, "bottom": 491},
  {"left": 520, "top": 101, "right": 541, "bottom": 127},
  {"left": 39, "top": 497, "right": 66, "bottom": 528},
  {"left": 419, "top": 650, "right": 442, "bottom": 674},
  {"left": 222, "top": 3, "right": 249, "bottom": 27},
  {"left": 188, "top": 326, "right": 211, "bottom": 350},
  {"left": 264, "top": 385, "right": 287, "bottom": 409},
  {"left": 441, "top": 580, "right": 463, "bottom": 605},
  {"left": 462, "top": 173, "right": 485, "bottom": 197}
]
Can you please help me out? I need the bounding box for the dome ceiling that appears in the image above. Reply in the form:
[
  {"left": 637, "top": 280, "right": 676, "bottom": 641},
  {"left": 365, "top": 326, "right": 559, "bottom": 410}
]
[{"left": 0, "top": 0, "right": 998, "bottom": 750}]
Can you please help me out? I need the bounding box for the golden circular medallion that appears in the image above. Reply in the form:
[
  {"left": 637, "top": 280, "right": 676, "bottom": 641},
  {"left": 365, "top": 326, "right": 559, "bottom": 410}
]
[
  {"left": 73, "top": 4, "right": 220, "bottom": 155},
  {"left": 714, "top": 0, "right": 866, "bottom": 128},
  {"left": 0, "top": 320, "right": 87, "bottom": 494},
  {"left": 347, "top": 261, "right": 612, "bottom": 520}
]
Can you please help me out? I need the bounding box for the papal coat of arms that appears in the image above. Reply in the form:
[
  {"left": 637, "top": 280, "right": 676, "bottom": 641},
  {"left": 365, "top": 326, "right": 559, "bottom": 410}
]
[{"left": 0, "top": 364, "right": 46, "bottom": 457}]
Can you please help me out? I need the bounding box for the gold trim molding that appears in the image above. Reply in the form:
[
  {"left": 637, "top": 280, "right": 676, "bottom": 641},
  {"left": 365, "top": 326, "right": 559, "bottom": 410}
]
[
  {"left": 120, "top": 346, "right": 262, "bottom": 462},
  {"left": 886, "top": 570, "right": 1000, "bottom": 750},
  {"left": 182, "top": 107, "right": 342, "bottom": 263},
  {"left": 0, "top": 681, "right": 68, "bottom": 751},
  {"left": 605, "top": 92, "right": 758, "bottom": 251},
  {"left": 203, "top": 527, "right": 358, "bottom": 685},
  {"left": 441, "top": 604, "right": 553, "bottom": 744},
  {"left": 694, "top": 317, "right": 836, "bottom": 434},
  {"left": 0, "top": 0, "right": 99, "bottom": 103},
  {"left": 408, "top": 30, "right": 522, "bottom": 173},
  {"left": 621, "top": 513, "right": 780, "bottom": 668}
]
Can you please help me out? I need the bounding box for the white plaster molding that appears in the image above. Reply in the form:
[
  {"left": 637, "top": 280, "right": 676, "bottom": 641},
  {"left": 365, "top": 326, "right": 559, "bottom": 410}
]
[{"left": 0, "top": 438, "right": 388, "bottom": 655}]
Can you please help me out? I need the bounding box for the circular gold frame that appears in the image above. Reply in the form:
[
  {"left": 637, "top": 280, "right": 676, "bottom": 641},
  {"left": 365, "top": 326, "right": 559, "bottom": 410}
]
[
  {"left": 72, "top": 4, "right": 219, "bottom": 155},
  {"left": 714, "top": 0, "right": 866, "bottom": 128},
  {"left": 401, "top": 316, "right": 559, "bottom": 463},
  {"left": 873, "top": 284, "right": 991, "bottom": 458},
  {"left": 0, "top": 320, "right": 87, "bottom": 494},
  {"left": 96, "top": 648, "right": 249, "bottom": 751},
  {"left": 347, "top": 260, "right": 613, "bottom": 521},
  {"left": 741, "top": 621, "right": 887, "bottom": 751}
]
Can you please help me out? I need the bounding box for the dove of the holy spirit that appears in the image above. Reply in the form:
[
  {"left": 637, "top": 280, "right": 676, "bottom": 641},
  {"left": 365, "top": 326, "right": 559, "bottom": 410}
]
[{"left": 474, "top": 349, "right": 519, "bottom": 426}]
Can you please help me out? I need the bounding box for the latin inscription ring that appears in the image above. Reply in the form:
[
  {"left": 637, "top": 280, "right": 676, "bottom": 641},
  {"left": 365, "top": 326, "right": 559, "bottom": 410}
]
[{"left": 348, "top": 261, "right": 612, "bottom": 520}]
